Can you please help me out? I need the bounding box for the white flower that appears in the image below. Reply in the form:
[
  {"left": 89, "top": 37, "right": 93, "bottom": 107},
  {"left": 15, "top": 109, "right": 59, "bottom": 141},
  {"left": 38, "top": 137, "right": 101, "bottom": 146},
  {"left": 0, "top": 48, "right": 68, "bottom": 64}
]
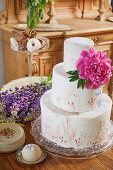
[{"left": 27, "top": 38, "right": 41, "bottom": 53}]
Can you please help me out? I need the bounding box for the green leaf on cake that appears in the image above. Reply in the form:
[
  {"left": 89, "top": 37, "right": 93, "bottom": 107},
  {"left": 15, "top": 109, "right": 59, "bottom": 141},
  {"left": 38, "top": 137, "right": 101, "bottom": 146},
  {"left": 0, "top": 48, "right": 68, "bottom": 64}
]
[
  {"left": 67, "top": 69, "right": 87, "bottom": 89},
  {"left": 77, "top": 79, "right": 81, "bottom": 88},
  {"left": 67, "top": 70, "right": 79, "bottom": 82},
  {"left": 69, "top": 76, "right": 79, "bottom": 82},
  {"left": 77, "top": 79, "right": 87, "bottom": 89},
  {"left": 67, "top": 70, "right": 79, "bottom": 76}
]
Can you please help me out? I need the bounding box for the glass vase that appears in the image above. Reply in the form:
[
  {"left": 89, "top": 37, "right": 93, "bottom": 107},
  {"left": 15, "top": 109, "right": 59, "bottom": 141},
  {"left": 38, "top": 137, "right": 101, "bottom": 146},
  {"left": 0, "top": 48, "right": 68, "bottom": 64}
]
[{"left": 27, "top": 6, "right": 39, "bottom": 29}]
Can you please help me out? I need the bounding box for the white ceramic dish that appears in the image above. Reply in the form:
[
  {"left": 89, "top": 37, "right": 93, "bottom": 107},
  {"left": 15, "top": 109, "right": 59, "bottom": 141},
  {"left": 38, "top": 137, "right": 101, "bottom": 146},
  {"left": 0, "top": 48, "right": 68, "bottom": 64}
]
[
  {"left": 108, "top": 17, "right": 113, "bottom": 22},
  {"left": 13, "top": 23, "right": 76, "bottom": 32},
  {"left": 16, "top": 146, "right": 47, "bottom": 164}
]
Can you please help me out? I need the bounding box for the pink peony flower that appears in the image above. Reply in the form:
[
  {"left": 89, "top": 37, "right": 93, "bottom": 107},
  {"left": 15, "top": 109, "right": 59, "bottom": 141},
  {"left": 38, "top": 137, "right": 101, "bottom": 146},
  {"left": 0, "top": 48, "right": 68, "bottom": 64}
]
[{"left": 76, "top": 47, "right": 113, "bottom": 89}]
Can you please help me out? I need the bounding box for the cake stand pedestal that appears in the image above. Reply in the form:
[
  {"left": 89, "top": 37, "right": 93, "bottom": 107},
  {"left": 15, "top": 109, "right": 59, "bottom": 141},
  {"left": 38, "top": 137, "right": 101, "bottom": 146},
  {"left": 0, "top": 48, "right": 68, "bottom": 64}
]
[{"left": 31, "top": 116, "right": 113, "bottom": 159}]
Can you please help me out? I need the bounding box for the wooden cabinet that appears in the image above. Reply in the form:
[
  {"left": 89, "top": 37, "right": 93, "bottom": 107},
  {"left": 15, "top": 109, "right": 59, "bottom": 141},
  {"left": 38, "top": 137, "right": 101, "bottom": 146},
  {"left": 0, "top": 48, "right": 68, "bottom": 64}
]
[
  {"left": 32, "top": 51, "right": 63, "bottom": 76},
  {"left": 0, "top": 0, "right": 113, "bottom": 25},
  {"left": 27, "top": 37, "right": 64, "bottom": 77},
  {"left": 39, "top": 51, "right": 63, "bottom": 76}
]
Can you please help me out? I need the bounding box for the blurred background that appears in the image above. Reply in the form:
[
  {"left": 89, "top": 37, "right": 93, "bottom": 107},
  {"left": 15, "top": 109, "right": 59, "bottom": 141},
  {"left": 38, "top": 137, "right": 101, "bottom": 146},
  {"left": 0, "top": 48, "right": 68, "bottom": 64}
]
[{"left": 0, "top": 0, "right": 4, "bottom": 88}]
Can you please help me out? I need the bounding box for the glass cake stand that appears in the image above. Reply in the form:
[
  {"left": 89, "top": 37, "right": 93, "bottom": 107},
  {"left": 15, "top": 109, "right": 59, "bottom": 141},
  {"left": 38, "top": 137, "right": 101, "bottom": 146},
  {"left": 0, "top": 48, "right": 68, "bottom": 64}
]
[
  {"left": 11, "top": 37, "right": 49, "bottom": 83},
  {"left": 31, "top": 116, "right": 113, "bottom": 159}
]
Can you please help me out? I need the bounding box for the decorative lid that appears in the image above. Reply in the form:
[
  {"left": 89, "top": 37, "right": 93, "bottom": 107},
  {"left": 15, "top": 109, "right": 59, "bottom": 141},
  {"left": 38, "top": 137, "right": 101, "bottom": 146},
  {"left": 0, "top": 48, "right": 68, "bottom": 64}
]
[{"left": 0, "top": 123, "right": 25, "bottom": 153}]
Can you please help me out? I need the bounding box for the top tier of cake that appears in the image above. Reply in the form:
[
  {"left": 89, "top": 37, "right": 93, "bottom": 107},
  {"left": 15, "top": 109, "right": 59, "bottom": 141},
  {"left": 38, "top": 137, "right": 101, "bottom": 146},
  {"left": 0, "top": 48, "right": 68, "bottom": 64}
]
[{"left": 64, "top": 37, "right": 94, "bottom": 71}]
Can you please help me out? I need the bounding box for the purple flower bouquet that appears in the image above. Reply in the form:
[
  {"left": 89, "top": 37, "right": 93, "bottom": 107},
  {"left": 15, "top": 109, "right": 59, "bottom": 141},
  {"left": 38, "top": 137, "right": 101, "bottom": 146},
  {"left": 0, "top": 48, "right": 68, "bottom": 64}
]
[{"left": 0, "top": 76, "right": 52, "bottom": 124}]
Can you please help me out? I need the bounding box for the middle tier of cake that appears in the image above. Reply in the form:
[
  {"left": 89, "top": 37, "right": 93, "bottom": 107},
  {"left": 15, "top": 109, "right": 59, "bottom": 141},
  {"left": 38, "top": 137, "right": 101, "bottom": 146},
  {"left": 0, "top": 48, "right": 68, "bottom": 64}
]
[{"left": 51, "top": 62, "right": 102, "bottom": 113}]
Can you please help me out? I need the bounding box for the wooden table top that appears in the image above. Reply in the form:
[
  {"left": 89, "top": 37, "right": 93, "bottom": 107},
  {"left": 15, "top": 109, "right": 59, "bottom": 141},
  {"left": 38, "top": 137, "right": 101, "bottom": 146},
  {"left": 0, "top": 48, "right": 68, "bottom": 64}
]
[
  {"left": 1, "top": 18, "right": 113, "bottom": 38},
  {"left": 0, "top": 114, "right": 113, "bottom": 170}
]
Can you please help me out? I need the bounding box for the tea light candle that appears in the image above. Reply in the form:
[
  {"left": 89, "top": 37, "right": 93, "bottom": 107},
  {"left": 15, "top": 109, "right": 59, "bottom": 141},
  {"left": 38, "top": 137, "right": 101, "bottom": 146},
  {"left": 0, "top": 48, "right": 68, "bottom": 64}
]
[{"left": 22, "top": 144, "right": 42, "bottom": 162}]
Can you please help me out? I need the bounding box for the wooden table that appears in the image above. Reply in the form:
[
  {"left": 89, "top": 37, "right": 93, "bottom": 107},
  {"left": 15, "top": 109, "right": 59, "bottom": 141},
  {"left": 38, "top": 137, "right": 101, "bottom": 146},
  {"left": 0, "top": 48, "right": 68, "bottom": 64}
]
[{"left": 0, "top": 114, "right": 113, "bottom": 170}]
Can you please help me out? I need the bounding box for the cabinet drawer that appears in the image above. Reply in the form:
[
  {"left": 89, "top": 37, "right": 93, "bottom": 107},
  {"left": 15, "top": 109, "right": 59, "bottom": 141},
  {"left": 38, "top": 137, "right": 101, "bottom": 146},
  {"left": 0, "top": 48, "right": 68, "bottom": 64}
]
[{"left": 85, "top": 33, "right": 113, "bottom": 45}]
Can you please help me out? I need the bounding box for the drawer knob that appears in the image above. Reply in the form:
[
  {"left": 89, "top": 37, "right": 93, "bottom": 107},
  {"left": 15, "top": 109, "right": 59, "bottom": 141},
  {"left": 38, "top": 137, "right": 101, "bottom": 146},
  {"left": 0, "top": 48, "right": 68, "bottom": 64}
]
[{"left": 93, "top": 37, "right": 100, "bottom": 45}]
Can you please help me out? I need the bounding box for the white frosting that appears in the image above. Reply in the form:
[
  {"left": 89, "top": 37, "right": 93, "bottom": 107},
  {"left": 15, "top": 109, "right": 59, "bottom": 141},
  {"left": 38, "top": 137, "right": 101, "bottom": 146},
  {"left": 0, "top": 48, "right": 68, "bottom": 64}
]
[
  {"left": 64, "top": 37, "right": 94, "bottom": 71},
  {"left": 22, "top": 144, "right": 42, "bottom": 162},
  {"left": 27, "top": 38, "right": 41, "bottom": 52},
  {"left": 51, "top": 62, "right": 102, "bottom": 113},
  {"left": 41, "top": 91, "right": 112, "bottom": 149}
]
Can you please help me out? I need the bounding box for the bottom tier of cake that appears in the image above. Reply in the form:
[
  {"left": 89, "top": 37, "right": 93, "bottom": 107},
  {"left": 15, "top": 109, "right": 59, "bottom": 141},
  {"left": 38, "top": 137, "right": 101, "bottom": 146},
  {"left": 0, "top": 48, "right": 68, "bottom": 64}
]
[{"left": 40, "top": 90, "right": 112, "bottom": 149}]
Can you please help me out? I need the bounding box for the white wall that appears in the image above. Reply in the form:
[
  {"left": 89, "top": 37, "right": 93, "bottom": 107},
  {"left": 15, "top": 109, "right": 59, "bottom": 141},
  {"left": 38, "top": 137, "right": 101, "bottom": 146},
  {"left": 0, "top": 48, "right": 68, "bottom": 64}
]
[
  {"left": 0, "top": 0, "right": 5, "bottom": 88},
  {"left": 0, "top": 0, "right": 4, "bottom": 88}
]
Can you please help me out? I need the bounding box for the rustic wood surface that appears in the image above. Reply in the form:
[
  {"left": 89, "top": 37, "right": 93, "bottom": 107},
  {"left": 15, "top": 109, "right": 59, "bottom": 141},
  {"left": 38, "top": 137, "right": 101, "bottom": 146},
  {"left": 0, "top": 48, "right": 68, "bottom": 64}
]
[{"left": 0, "top": 114, "right": 113, "bottom": 170}]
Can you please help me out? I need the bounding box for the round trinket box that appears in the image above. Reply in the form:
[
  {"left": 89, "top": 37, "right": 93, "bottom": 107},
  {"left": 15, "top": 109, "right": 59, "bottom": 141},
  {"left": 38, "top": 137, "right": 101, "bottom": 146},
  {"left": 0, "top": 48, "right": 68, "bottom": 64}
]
[{"left": 0, "top": 123, "right": 25, "bottom": 153}]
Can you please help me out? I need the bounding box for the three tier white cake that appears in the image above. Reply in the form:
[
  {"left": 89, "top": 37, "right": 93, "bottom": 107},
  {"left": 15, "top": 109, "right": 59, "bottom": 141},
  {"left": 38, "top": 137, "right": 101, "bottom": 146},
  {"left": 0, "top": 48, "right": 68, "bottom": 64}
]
[{"left": 40, "top": 37, "right": 112, "bottom": 149}]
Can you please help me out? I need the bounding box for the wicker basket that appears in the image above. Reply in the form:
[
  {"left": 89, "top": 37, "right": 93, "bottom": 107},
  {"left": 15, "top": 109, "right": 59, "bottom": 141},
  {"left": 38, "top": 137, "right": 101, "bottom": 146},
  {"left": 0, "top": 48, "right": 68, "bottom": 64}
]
[{"left": 1, "top": 76, "right": 47, "bottom": 92}]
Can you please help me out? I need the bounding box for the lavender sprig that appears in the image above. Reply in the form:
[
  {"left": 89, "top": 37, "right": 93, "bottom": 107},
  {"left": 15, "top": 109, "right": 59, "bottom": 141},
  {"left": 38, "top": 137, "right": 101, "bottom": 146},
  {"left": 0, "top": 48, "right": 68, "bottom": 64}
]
[{"left": 0, "top": 77, "right": 52, "bottom": 124}]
